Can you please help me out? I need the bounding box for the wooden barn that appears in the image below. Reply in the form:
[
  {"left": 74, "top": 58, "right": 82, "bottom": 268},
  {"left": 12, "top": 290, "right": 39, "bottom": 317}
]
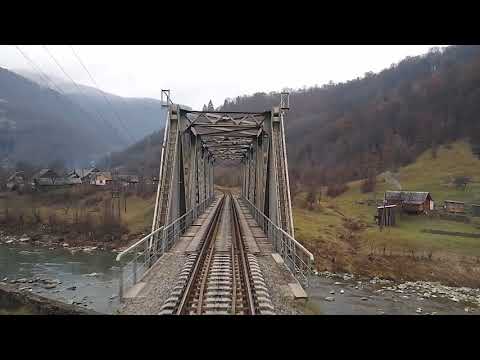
[
  {"left": 444, "top": 200, "right": 465, "bottom": 214},
  {"left": 385, "top": 191, "right": 434, "bottom": 214}
]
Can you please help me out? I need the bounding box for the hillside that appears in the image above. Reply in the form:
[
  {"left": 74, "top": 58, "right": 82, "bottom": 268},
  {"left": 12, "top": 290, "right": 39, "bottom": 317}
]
[
  {"left": 0, "top": 67, "right": 167, "bottom": 168},
  {"left": 16, "top": 70, "right": 169, "bottom": 142},
  {"left": 219, "top": 45, "right": 480, "bottom": 187},
  {"left": 294, "top": 141, "right": 480, "bottom": 287},
  {"left": 115, "top": 46, "right": 480, "bottom": 190}
]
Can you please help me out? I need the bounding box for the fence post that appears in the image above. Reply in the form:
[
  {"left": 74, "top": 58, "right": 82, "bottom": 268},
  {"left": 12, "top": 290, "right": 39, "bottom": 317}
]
[
  {"left": 162, "top": 228, "right": 166, "bottom": 256},
  {"left": 119, "top": 266, "right": 124, "bottom": 301},
  {"left": 133, "top": 258, "right": 137, "bottom": 284}
]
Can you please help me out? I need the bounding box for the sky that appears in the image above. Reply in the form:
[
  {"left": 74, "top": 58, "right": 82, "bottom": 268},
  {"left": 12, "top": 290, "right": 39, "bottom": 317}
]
[{"left": 0, "top": 45, "right": 448, "bottom": 110}]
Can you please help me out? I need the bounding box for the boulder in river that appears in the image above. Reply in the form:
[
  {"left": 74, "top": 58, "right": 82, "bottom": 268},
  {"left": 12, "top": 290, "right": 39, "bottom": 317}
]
[
  {"left": 66, "top": 286, "right": 77, "bottom": 291},
  {"left": 85, "top": 272, "right": 100, "bottom": 277},
  {"left": 324, "top": 296, "right": 335, "bottom": 302}
]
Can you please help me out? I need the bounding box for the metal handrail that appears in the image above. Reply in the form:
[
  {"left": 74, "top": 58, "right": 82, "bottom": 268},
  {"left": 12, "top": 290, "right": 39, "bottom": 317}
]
[
  {"left": 116, "top": 226, "right": 164, "bottom": 262},
  {"left": 117, "top": 195, "right": 215, "bottom": 300},
  {"left": 241, "top": 196, "right": 314, "bottom": 286}
]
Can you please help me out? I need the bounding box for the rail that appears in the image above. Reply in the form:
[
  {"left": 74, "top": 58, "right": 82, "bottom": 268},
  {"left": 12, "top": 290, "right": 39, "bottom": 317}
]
[
  {"left": 116, "top": 195, "right": 215, "bottom": 300},
  {"left": 241, "top": 196, "right": 315, "bottom": 286}
]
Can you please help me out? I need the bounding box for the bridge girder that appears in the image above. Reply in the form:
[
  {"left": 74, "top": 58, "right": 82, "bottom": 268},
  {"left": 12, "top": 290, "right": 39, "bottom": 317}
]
[{"left": 151, "top": 100, "right": 295, "bottom": 255}]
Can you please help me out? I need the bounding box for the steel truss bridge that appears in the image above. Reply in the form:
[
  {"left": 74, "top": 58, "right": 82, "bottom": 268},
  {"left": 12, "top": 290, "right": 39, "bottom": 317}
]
[{"left": 117, "top": 92, "right": 314, "bottom": 299}]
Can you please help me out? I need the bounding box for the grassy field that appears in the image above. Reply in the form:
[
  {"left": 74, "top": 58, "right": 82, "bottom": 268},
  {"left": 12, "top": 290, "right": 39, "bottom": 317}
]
[
  {"left": 292, "top": 141, "right": 480, "bottom": 286},
  {"left": 0, "top": 187, "right": 156, "bottom": 239}
]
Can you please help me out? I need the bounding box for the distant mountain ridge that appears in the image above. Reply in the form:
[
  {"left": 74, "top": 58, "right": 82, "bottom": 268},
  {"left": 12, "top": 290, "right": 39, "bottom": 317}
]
[
  {"left": 0, "top": 67, "right": 168, "bottom": 168},
  {"left": 111, "top": 45, "right": 480, "bottom": 190}
]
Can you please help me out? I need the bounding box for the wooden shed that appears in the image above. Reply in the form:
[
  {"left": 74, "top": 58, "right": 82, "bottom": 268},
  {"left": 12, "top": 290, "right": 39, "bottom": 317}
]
[
  {"left": 376, "top": 205, "right": 397, "bottom": 227},
  {"left": 471, "top": 204, "right": 480, "bottom": 217},
  {"left": 444, "top": 200, "right": 465, "bottom": 214},
  {"left": 385, "top": 191, "right": 434, "bottom": 214}
]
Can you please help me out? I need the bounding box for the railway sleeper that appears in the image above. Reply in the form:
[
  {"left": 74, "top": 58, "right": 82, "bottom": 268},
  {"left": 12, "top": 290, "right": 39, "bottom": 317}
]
[
  {"left": 255, "top": 295, "right": 272, "bottom": 304},
  {"left": 204, "top": 297, "right": 232, "bottom": 304},
  {"left": 252, "top": 278, "right": 267, "bottom": 286},
  {"left": 207, "top": 280, "right": 232, "bottom": 286},
  {"left": 253, "top": 290, "right": 271, "bottom": 298},
  {"left": 204, "top": 303, "right": 231, "bottom": 309},
  {"left": 205, "top": 285, "right": 232, "bottom": 292},
  {"left": 160, "top": 300, "right": 178, "bottom": 309},
  {"left": 209, "top": 271, "right": 231, "bottom": 275},
  {"left": 258, "top": 303, "right": 275, "bottom": 312},
  {"left": 204, "top": 291, "right": 231, "bottom": 297},
  {"left": 203, "top": 311, "right": 231, "bottom": 315},
  {"left": 259, "top": 310, "right": 275, "bottom": 315},
  {"left": 158, "top": 309, "right": 175, "bottom": 315},
  {"left": 207, "top": 276, "right": 232, "bottom": 281}
]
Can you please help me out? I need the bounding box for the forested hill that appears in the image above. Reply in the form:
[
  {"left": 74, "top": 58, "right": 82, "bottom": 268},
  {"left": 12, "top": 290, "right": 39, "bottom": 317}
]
[
  {"left": 0, "top": 67, "right": 167, "bottom": 168},
  {"left": 108, "top": 46, "right": 480, "bottom": 187},
  {"left": 219, "top": 45, "right": 480, "bottom": 187}
]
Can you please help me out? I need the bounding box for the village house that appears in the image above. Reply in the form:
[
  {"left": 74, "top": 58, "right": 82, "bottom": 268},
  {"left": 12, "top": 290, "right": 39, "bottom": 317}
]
[
  {"left": 385, "top": 191, "right": 434, "bottom": 214},
  {"left": 444, "top": 200, "right": 465, "bottom": 213},
  {"left": 67, "top": 167, "right": 100, "bottom": 184},
  {"left": 91, "top": 171, "right": 112, "bottom": 186},
  {"left": 32, "top": 168, "right": 81, "bottom": 190},
  {"left": 6, "top": 171, "right": 26, "bottom": 191},
  {"left": 32, "top": 168, "right": 59, "bottom": 184}
]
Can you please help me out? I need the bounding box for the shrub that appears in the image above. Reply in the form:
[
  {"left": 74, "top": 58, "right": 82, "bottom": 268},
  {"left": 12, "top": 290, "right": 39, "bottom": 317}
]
[
  {"left": 361, "top": 177, "right": 376, "bottom": 193},
  {"left": 327, "top": 183, "right": 349, "bottom": 198}
]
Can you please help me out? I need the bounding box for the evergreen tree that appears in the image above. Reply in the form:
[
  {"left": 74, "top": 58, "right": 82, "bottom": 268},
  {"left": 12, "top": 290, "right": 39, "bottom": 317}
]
[{"left": 207, "top": 100, "right": 214, "bottom": 111}]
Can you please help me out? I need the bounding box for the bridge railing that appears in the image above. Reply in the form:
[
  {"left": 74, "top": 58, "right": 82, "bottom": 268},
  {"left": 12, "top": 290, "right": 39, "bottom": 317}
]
[
  {"left": 241, "top": 196, "right": 315, "bottom": 287},
  {"left": 116, "top": 195, "right": 215, "bottom": 300}
]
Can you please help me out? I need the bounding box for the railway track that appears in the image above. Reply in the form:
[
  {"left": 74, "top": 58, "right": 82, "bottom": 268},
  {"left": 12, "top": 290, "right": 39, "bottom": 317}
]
[{"left": 159, "top": 192, "right": 274, "bottom": 315}]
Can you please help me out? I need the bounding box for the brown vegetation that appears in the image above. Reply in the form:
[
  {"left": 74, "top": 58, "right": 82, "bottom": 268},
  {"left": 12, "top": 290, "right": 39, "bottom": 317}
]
[
  {"left": 326, "top": 183, "right": 349, "bottom": 198},
  {"left": 0, "top": 185, "right": 157, "bottom": 247}
]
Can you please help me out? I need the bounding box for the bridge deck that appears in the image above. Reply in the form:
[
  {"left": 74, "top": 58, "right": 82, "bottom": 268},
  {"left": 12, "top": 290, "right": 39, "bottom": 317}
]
[{"left": 119, "top": 194, "right": 305, "bottom": 315}]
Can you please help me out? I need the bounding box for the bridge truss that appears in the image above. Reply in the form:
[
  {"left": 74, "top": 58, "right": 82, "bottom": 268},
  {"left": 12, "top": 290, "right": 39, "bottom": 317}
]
[
  {"left": 116, "top": 94, "right": 314, "bottom": 297},
  {"left": 151, "top": 97, "right": 295, "bottom": 246}
]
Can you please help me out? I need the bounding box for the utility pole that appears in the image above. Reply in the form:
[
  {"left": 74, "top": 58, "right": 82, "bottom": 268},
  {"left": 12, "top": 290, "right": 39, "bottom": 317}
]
[
  {"left": 111, "top": 167, "right": 121, "bottom": 222},
  {"left": 143, "top": 134, "right": 152, "bottom": 195}
]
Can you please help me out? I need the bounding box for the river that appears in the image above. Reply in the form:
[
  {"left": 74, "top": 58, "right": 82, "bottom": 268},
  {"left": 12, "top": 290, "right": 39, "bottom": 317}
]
[
  {"left": 0, "top": 243, "right": 120, "bottom": 314},
  {"left": 1, "top": 243, "right": 478, "bottom": 315}
]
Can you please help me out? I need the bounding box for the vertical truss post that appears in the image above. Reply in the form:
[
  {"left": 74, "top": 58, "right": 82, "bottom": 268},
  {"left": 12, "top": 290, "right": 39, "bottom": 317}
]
[
  {"left": 151, "top": 104, "right": 181, "bottom": 249},
  {"left": 248, "top": 145, "right": 256, "bottom": 202},
  {"left": 266, "top": 104, "right": 294, "bottom": 236}
]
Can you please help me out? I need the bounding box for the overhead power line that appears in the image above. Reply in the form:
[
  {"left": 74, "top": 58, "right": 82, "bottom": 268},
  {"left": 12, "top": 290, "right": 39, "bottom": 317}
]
[
  {"left": 14, "top": 45, "right": 67, "bottom": 97},
  {"left": 13, "top": 45, "right": 107, "bottom": 131},
  {"left": 68, "top": 45, "right": 134, "bottom": 143},
  {"left": 41, "top": 45, "right": 130, "bottom": 146}
]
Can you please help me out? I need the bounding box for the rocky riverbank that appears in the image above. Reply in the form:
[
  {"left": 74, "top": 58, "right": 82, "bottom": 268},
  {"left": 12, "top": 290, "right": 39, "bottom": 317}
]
[
  {"left": 2, "top": 273, "right": 117, "bottom": 311},
  {"left": 0, "top": 231, "right": 134, "bottom": 254},
  {"left": 0, "top": 282, "right": 99, "bottom": 315},
  {"left": 311, "top": 270, "right": 480, "bottom": 314}
]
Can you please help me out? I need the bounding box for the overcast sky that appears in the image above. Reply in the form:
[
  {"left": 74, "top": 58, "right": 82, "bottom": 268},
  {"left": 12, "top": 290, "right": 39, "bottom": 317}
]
[{"left": 0, "top": 45, "right": 447, "bottom": 110}]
